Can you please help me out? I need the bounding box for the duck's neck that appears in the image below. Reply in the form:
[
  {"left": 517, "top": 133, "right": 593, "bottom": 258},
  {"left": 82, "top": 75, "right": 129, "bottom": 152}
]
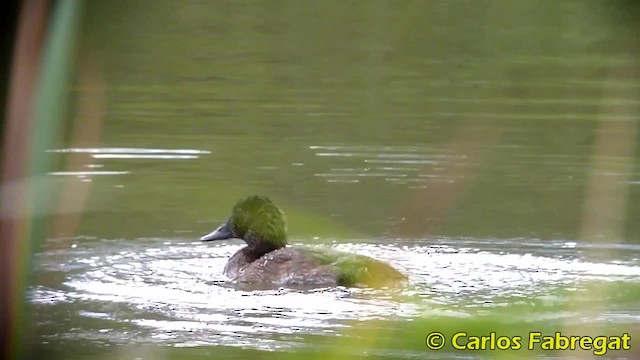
[{"left": 243, "top": 231, "right": 285, "bottom": 259}]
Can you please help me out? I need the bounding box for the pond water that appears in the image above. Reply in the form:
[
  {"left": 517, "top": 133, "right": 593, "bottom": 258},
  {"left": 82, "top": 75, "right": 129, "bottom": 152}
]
[
  {"left": 28, "top": 1, "right": 640, "bottom": 359},
  {"left": 31, "top": 236, "right": 640, "bottom": 358}
]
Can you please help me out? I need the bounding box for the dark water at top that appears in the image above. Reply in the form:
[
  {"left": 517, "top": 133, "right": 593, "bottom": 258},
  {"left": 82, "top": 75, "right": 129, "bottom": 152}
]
[{"left": 30, "top": 1, "right": 640, "bottom": 359}]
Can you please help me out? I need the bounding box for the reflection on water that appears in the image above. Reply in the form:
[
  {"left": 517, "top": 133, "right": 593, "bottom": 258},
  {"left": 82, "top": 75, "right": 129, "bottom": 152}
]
[
  {"left": 49, "top": 171, "right": 130, "bottom": 176},
  {"left": 47, "top": 147, "right": 213, "bottom": 187},
  {"left": 48, "top": 147, "right": 211, "bottom": 154},
  {"left": 311, "top": 145, "right": 468, "bottom": 187},
  {"left": 31, "top": 237, "right": 640, "bottom": 351},
  {"left": 48, "top": 147, "right": 211, "bottom": 159}
]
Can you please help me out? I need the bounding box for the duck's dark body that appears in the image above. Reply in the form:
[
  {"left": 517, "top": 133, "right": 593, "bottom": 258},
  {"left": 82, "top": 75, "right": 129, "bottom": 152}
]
[
  {"left": 224, "top": 247, "right": 339, "bottom": 286},
  {"left": 223, "top": 245, "right": 407, "bottom": 287}
]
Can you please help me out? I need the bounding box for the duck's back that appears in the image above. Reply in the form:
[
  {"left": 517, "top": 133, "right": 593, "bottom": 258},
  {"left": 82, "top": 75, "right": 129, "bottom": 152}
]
[
  {"left": 234, "top": 248, "right": 338, "bottom": 286},
  {"left": 228, "top": 246, "right": 406, "bottom": 288}
]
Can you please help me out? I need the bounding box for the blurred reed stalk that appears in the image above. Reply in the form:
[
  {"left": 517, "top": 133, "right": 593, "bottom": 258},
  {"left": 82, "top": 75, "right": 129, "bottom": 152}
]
[
  {"left": 569, "top": 62, "right": 639, "bottom": 359},
  {"left": 1, "top": 0, "right": 83, "bottom": 359},
  {"left": 50, "top": 53, "right": 105, "bottom": 238},
  {"left": 579, "top": 68, "right": 638, "bottom": 243},
  {"left": 1, "top": 0, "right": 49, "bottom": 358},
  {"left": 392, "top": 118, "right": 498, "bottom": 237}
]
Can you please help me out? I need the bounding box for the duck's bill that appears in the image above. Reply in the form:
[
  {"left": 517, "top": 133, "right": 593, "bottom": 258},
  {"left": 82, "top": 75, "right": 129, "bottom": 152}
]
[{"left": 200, "top": 221, "right": 233, "bottom": 241}]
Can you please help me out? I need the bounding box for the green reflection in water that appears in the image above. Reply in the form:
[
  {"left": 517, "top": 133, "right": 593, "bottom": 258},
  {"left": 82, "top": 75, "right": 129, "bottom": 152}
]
[{"left": 66, "top": 0, "right": 640, "bottom": 242}]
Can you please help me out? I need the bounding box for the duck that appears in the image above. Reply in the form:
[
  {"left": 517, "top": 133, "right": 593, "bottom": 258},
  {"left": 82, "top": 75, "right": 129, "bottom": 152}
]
[{"left": 200, "top": 195, "right": 407, "bottom": 288}]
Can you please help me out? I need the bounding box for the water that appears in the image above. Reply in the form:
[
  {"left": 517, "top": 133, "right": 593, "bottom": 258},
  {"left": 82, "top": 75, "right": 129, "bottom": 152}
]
[
  {"left": 27, "top": 1, "right": 640, "bottom": 359},
  {"left": 31, "top": 237, "right": 640, "bottom": 358}
]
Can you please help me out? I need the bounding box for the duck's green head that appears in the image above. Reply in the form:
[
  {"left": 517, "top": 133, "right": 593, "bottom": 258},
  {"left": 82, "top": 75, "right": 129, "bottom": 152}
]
[{"left": 200, "top": 195, "right": 287, "bottom": 249}]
